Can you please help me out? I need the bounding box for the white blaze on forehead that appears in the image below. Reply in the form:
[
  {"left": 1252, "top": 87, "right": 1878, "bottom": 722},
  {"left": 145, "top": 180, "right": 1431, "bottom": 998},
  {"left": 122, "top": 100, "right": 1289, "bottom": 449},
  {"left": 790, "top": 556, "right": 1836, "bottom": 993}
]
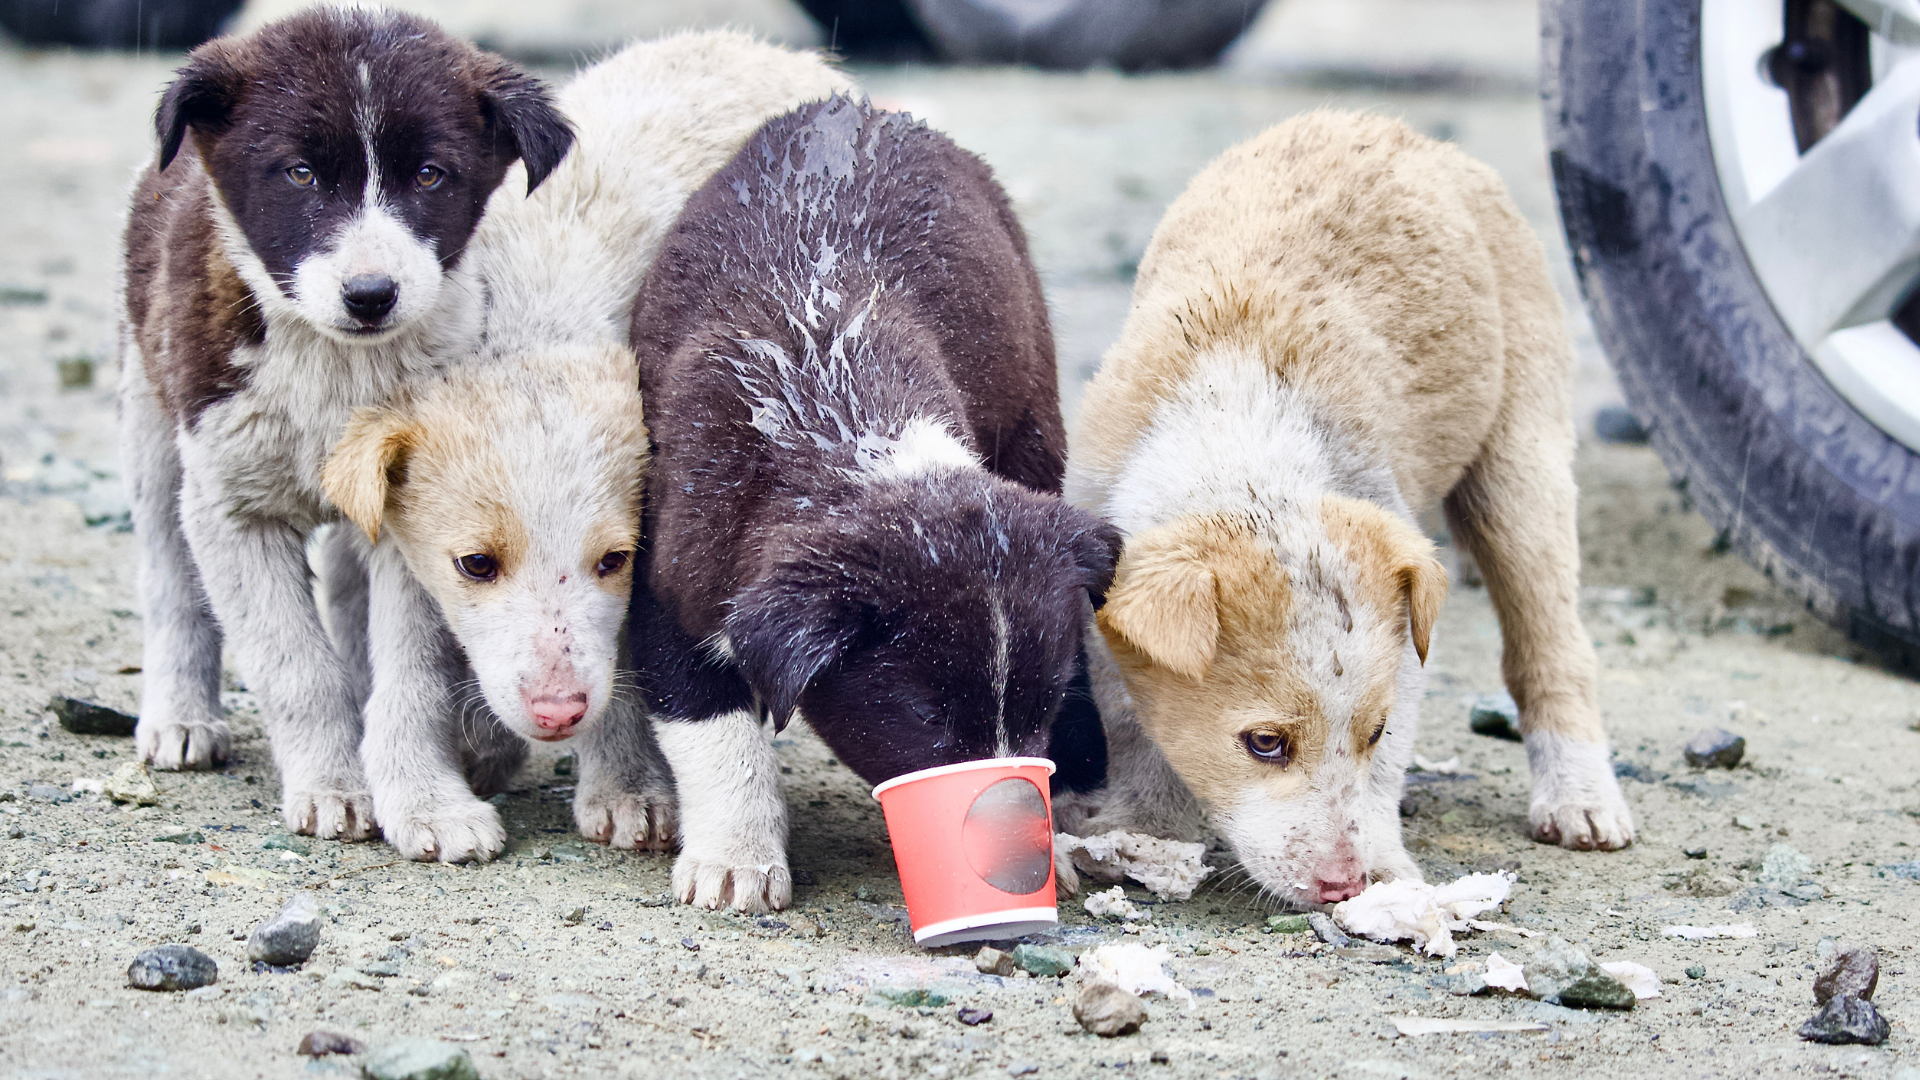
[
  {"left": 988, "top": 590, "right": 1011, "bottom": 757},
  {"left": 355, "top": 60, "right": 382, "bottom": 208}
]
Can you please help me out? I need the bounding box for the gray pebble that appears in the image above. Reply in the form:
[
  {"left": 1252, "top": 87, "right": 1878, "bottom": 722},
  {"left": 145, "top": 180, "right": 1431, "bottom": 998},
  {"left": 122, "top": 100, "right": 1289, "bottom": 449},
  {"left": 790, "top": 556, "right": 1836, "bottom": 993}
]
[
  {"left": 359, "top": 961, "right": 401, "bottom": 978},
  {"left": 25, "top": 784, "right": 66, "bottom": 803},
  {"left": 1074, "top": 981, "right": 1148, "bottom": 1037},
  {"left": 957, "top": 1006, "right": 992, "bottom": 1025},
  {"left": 360, "top": 1038, "right": 479, "bottom": 1080},
  {"left": 1468, "top": 694, "right": 1522, "bottom": 741},
  {"left": 128, "top": 944, "right": 218, "bottom": 991},
  {"left": 48, "top": 696, "right": 136, "bottom": 737},
  {"left": 1522, "top": 937, "right": 1634, "bottom": 1011},
  {"left": 247, "top": 894, "right": 321, "bottom": 967},
  {"left": 1307, "top": 912, "right": 1350, "bottom": 948},
  {"left": 1798, "top": 995, "right": 1890, "bottom": 1045},
  {"left": 1814, "top": 945, "right": 1879, "bottom": 1004},
  {"left": 1593, "top": 405, "right": 1650, "bottom": 445},
  {"left": 1008, "top": 1062, "right": 1040, "bottom": 1076},
  {"left": 1010, "top": 944, "right": 1074, "bottom": 977},
  {"left": 1683, "top": 727, "right": 1745, "bottom": 769}
]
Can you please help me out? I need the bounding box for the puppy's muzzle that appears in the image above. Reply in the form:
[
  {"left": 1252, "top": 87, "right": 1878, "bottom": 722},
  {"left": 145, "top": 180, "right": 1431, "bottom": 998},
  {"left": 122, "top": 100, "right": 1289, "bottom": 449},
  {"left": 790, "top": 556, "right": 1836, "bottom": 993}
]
[{"left": 342, "top": 274, "right": 398, "bottom": 327}]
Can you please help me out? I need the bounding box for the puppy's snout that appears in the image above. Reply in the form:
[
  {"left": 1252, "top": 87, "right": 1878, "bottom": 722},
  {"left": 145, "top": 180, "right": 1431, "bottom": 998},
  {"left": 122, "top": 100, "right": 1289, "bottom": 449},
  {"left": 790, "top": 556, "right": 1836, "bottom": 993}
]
[
  {"left": 525, "top": 693, "right": 587, "bottom": 738},
  {"left": 1311, "top": 858, "right": 1368, "bottom": 905},
  {"left": 342, "top": 274, "right": 398, "bottom": 324}
]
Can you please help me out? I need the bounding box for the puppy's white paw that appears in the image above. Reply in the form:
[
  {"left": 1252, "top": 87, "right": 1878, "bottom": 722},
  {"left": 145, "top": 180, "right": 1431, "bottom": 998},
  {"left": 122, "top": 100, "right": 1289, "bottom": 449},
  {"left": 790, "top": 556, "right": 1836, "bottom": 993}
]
[
  {"left": 1524, "top": 730, "right": 1636, "bottom": 851},
  {"left": 137, "top": 715, "right": 230, "bottom": 771},
  {"left": 575, "top": 785, "right": 677, "bottom": 852},
  {"left": 282, "top": 782, "right": 378, "bottom": 842},
  {"left": 380, "top": 796, "right": 505, "bottom": 863},
  {"left": 672, "top": 842, "right": 791, "bottom": 913},
  {"left": 1368, "top": 848, "right": 1423, "bottom": 885}
]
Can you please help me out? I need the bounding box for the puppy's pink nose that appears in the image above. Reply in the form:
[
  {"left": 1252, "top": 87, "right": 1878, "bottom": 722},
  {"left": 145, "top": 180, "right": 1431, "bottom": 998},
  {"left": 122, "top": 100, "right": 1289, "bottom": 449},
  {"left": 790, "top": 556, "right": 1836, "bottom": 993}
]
[
  {"left": 527, "top": 694, "right": 587, "bottom": 735},
  {"left": 1313, "top": 875, "right": 1367, "bottom": 904}
]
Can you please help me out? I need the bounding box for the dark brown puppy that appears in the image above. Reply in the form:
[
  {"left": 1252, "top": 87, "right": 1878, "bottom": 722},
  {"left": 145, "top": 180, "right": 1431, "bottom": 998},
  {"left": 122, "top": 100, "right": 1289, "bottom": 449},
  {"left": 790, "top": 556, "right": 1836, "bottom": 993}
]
[{"left": 630, "top": 96, "right": 1119, "bottom": 912}]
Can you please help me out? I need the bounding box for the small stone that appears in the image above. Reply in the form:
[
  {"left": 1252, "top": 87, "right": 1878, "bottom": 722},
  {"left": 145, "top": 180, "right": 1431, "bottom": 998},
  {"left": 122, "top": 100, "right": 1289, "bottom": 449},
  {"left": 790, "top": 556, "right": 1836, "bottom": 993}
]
[
  {"left": 248, "top": 894, "right": 321, "bottom": 966},
  {"left": 48, "top": 696, "right": 137, "bottom": 737},
  {"left": 360, "top": 1037, "right": 480, "bottom": 1080},
  {"left": 1307, "top": 912, "right": 1351, "bottom": 948},
  {"left": 1593, "top": 405, "right": 1651, "bottom": 445},
  {"left": 128, "top": 944, "right": 218, "bottom": 991},
  {"left": 872, "top": 985, "right": 950, "bottom": 1008},
  {"left": 154, "top": 831, "right": 205, "bottom": 845},
  {"left": 56, "top": 357, "right": 94, "bottom": 390},
  {"left": 974, "top": 946, "right": 1015, "bottom": 977},
  {"left": 102, "top": 761, "right": 159, "bottom": 805},
  {"left": 359, "top": 961, "right": 401, "bottom": 978},
  {"left": 957, "top": 1006, "right": 992, "bottom": 1025},
  {"left": 1683, "top": 846, "right": 1708, "bottom": 859},
  {"left": 1522, "top": 938, "right": 1635, "bottom": 1011},
  {"left": 1798, "top": 995, "right": 1890, "bottom": 1045},
  {"left": 1758, "top": 844, "right": 1814, "bottom": 891},
  {"left": 1264, "top": 914, "right": 1311, "bottom": 935},
  {"left": 562, "top": 907, "right": 585, "bottom": 925},
  {"left": 1074, "top": 981, "right": 1149, "bottom": 1037},
  {"left": 1010, "top": 944, "right": 1074, "bottom": 977},
  {"left": 1683, "top": 728, "right": 1745, "bottom": 769},
  {"left": 26, "top": 784, "right": 66, "bottom": 803},
  {"left": 1432, "top": 971, "right": 1489, "bottom": 996},
  {"left": 553, "top": 756, "right": 574, "bottom": 777},
  {"left": 1686, "top": 966, "right": 1706, "bottom": 979},
  {"left": 1732, "top": 814, "right": 1760, "bottom": 830},
  {"left": 1008, "top": 1064, "right": 1039, "bottom": 1077},
  {"left": 297, "top": 1030, "right": 365, "bottom": 1056},
  {"left": 262, "top": 832, "right": 310, "bottom": 854},
  {"left": 1468, "top": 694, "right": 1522, "bottom": 741},
  {"left": 1814, "top": 945, "right": 1879, "bottom": 1004}
]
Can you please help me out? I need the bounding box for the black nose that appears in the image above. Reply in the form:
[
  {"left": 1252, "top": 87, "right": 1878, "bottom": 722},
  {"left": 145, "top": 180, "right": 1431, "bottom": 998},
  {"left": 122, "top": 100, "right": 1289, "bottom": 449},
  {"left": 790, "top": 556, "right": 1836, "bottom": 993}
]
[{"left": 342, "top": 274, "right": 397, "bottom": 323}]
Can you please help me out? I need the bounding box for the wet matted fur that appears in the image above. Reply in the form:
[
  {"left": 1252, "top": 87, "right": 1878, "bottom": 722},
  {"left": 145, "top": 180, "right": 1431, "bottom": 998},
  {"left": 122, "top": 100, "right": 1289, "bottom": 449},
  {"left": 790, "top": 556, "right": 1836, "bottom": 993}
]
[
  {"left": 1065, "top": 110, "right": 1635, "bottom": 909},
  {"left": 629, "top": 96, "right": 1120, "bottom": 912}
]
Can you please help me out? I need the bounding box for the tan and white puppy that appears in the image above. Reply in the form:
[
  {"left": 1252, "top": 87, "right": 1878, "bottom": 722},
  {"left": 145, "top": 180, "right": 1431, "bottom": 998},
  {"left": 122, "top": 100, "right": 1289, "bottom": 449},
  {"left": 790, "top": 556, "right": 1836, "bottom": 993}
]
[
  {"left": 319, "top": 32, "right": 855, "bottom": 862},
  {"left": 1066, "top": 110, "right": 1634, "bottom": 908}
]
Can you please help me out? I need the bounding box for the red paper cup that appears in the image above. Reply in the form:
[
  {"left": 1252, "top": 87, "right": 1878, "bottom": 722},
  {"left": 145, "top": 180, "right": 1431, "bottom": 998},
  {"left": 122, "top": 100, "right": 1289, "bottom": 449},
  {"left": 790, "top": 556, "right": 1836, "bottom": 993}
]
[{"left": 871, "top": 757, "right": 1058, "bottom": 948}]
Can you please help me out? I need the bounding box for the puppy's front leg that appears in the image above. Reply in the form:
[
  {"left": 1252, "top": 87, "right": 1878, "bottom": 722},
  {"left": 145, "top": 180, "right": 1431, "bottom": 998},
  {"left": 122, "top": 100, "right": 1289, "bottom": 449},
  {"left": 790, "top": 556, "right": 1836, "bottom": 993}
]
[
  {"left": 121, "top": 365, "right": 227, "bottom": 771},
  {"left": 361, "top": 541, "right": 505, "bottom": 863},
  {"left": 653, "top": 712, "right": 789, "bottom": 912},
  {"left": 178, "top": 475, "right": 371, "bottom": 838},
  {"left": 574, "top": 686, "right": 677, "bottom": 852}
]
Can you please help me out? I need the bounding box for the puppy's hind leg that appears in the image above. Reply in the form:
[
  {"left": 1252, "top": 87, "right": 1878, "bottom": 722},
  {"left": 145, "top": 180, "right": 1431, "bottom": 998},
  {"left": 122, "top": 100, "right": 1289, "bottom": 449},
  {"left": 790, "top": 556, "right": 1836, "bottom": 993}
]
[
  {"left": 574, "top": 677, "right": 677, "bottom": 853},
  {"left": 121, "top": 357, "right": 228, "bottom": 770},
  {"left": 654, "top": 711, "right": 789, "bottom": 913},
  {"left": 1443, "top": 381, "right": 1633, "bottom": 852}
]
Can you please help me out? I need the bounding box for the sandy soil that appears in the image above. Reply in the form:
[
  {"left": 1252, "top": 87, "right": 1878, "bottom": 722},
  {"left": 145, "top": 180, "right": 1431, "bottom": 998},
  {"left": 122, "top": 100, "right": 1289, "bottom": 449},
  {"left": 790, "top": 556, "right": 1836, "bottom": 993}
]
[{"left": 2, "top": 39, "right": 1919, "bottom": 1080}]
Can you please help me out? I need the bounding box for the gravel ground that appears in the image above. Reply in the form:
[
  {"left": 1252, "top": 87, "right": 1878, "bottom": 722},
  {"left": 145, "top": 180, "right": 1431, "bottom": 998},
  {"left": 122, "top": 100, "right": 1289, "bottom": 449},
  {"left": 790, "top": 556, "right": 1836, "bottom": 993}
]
[{"left": 3, "top": 33, "right": 1920, "bottom": 1080}]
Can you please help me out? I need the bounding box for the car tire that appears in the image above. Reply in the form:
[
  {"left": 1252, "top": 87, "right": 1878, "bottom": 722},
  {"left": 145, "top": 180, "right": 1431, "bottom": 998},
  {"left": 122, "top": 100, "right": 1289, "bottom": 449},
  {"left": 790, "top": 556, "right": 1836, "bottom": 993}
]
[{"left": 1545, "top": 0, "right": 1920, "bottom": 652}]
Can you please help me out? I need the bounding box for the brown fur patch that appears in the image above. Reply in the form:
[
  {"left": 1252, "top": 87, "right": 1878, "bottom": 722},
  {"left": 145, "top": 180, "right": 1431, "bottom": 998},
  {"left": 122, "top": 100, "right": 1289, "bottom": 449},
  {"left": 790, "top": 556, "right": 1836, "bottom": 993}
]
[{"left": 1318, "top": 494, "right": 1447, "bottom": 665}]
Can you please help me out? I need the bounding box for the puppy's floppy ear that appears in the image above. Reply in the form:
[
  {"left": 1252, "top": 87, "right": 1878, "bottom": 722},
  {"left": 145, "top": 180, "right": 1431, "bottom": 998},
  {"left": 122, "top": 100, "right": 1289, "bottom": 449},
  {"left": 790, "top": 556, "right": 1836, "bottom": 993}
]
[
  {"left": 1058, "top": 506, "right": 1124, "bottom": 608},
  {"left": 1098, "top": 524, "right": 1220, "bottom": 681},
  {"left": 155, "top": 42, "right": 245, "bottom": 172},
  {"left": 1319, "top": 495, "right": 1449, "bottom": 665},
  {"left": 475, "top": 60, "right": 573, "bottom": 195},
  {"left": 322, "top": 407, "right": 416, "bottom": 544},
  {"left": 725, "top": 560, "right": 869, "bottom": 730}
]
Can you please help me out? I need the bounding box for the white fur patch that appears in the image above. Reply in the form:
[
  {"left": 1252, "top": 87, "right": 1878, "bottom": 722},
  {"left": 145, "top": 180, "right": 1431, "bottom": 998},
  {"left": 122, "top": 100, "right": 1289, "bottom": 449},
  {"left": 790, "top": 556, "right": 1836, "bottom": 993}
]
[
  {"left": 1522, "top": 729, "right": 1635, "bottom": 848},
  {"left": 654, "top": 713, "right": 792, "bottom": 913},
  {"left": 856, "top": 416, "right": 980, "bottom": 480}
]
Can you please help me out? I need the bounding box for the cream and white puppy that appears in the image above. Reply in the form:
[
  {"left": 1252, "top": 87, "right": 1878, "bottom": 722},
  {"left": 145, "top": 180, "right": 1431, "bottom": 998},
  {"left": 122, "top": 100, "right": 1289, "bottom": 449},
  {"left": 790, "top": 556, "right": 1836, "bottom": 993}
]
[
  {"left": 1065, "top": 111, "right": 1635, "bottom": 908},
  {"left": 319, "top": 32, "right": 856, "bottom": 862}
]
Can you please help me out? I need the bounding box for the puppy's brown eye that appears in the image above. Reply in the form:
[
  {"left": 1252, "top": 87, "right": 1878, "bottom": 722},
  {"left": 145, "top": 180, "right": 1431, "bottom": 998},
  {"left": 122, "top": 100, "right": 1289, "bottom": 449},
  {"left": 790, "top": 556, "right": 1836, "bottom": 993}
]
[
  {"left": 595, "top": 550, "right": 630, "bottom": 577},
  {"left": 415, "top": 165, "right": 446, "bottom": 190},
  {"left": 1242, "top": 730, "right": 1292, "bottom": 767},
  {"left": 455, "top": 553, "right": 497, "bottom": 581},
  {"left": 286, "top": 165, "right": 315, "bottom": 187}
]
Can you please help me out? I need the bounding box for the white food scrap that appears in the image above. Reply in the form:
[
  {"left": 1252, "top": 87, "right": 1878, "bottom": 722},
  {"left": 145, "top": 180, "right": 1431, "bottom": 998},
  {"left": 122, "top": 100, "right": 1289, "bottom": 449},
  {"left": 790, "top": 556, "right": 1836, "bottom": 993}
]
[
  {"left": 1600, "top": 961, "right": 1661, "bottom": 999},
  {"left": 1078, "top": 943, "right": 1193, "bottom": 1008},
  {"left": 1083, "top": 885, "right": 1150, "bottom": 922},
  {"left": 1392, "top": 1016, "right": 1548, "bottom": 1036},
  {"left": 1054, "top": 831, "right": 1213, "bottom": 900},
  {"left": 1331, "top": 872, "right": 1514, "bottom": 958},
  {"left": 1662, "top": 923, "right": 1758, "bottom": 940},
  {"left": 1484, "top": 952, "right": 1528, "bottom": 992}
]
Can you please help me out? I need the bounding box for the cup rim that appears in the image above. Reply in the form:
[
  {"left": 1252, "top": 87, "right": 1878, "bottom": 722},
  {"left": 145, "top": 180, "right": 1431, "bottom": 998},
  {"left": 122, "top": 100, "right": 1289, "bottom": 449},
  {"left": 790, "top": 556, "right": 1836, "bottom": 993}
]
[{"left": 870, "top": 756, "right": 1057, "bottom": 800}]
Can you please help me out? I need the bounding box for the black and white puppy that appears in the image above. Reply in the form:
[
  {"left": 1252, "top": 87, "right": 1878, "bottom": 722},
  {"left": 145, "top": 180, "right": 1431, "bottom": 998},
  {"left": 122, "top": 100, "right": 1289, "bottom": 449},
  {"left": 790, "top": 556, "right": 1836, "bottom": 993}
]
[
  {"left": 629, "top": 96, "right": 1121, "bottom": 913},
  {"left": 119, "top": 8, "right": 570, "bottom": 840}
]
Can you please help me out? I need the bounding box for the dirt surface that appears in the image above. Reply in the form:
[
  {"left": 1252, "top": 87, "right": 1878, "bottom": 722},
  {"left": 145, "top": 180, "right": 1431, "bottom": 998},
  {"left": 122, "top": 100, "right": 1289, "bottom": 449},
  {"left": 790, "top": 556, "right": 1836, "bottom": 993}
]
[{"left": 4, "top": 33, "right": 1920, "bottom": 1080}]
